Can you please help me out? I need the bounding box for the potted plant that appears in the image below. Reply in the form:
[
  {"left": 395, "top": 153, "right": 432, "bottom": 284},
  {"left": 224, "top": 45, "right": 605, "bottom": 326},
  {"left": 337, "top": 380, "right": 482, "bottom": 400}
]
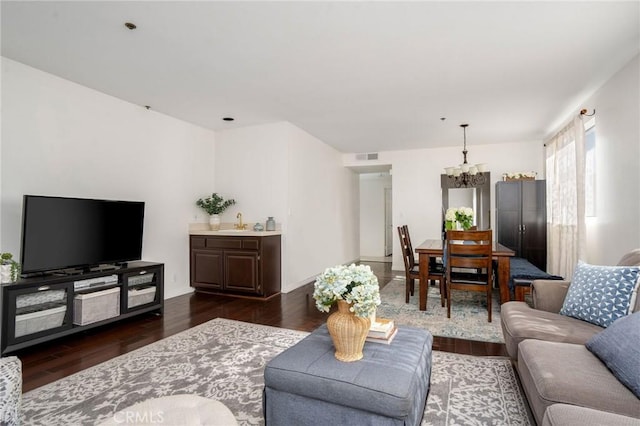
[
  {"left": 1, "top": 253, "right": 20, "bottom": 283},
  {"left": 196, "top": 193, "right": 236, "bottom": 230},
  {"left": 313, "top": 263, "right": 381, "bottom": 361}
]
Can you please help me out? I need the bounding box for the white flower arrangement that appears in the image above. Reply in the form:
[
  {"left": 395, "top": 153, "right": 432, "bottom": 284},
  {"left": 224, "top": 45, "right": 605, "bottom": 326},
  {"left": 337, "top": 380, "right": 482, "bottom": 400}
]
[
  {"left": 313, "top": 264, "right": 381, "bottom": 317},
  {"left": 445, "top": 207, "right": 474, "bottom": 230}
]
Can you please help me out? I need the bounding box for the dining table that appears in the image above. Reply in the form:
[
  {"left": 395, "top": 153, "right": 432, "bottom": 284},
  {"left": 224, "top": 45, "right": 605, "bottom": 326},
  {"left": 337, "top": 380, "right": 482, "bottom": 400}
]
[{"left": 414, "top": 239, "right": 516, "bottom": 311}]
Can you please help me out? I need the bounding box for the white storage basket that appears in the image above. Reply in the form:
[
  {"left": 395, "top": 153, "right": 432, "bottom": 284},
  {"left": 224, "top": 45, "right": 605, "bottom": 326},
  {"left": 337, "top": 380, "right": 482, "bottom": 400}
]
[
  {"left": 128, "top": 286, "right": 156, "bottom": 308},
  {"left": 73, "top": 287, "right": 120, "bottom": 325},
  {"left": 15, "top": 305, "right": 66, "bottom": 338}
]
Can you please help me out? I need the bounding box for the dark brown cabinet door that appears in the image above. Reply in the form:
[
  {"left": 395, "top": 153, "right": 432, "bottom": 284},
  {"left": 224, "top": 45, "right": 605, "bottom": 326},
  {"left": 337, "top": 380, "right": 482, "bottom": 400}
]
[
  {"left": 224, "top": 251, "right": 259, "bottom": 293},
  {"left": 496, "top": 180, "right": 547, "bottom": 270},
  {"left": 520, "top": 181, "right": 547, "bottom": 270},
  {"left": 191, "top": 249, "right": 224, "bottom": 289},
  {"left": 496, "top": 182, "right": 522, "bottom": 254}
]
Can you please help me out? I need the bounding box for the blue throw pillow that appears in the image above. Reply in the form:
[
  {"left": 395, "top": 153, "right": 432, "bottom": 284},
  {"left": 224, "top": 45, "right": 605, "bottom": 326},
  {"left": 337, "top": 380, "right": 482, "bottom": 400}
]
[
  {"left": 560, "top": 261, "right": 640, "bottom": 327},
  {"left": 586, "top": 312, "right": 640, "bottom": 398}
]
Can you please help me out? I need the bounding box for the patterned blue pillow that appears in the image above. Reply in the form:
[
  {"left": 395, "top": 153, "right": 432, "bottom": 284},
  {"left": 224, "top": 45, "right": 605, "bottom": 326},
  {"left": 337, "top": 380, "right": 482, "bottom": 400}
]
[{"left": 560, "top": 261, "right": 640, "bottom": 327}]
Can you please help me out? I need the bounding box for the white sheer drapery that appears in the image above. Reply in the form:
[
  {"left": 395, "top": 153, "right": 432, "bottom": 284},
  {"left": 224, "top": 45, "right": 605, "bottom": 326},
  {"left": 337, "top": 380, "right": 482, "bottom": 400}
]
[{"left": 545, "top": 116, "right": 586, "bottom": 279}]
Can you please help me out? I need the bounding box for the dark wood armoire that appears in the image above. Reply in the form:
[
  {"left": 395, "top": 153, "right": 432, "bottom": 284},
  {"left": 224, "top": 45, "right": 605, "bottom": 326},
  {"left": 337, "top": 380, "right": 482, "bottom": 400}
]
[{"left": 495, "top": 180, "right": 547, "bottom": 270}]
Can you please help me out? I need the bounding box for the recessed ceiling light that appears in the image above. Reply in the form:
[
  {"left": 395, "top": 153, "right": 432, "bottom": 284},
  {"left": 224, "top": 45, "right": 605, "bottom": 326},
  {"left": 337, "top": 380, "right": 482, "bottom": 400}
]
[
  {"left": 124, "top": 22, "right": 137, "bottom": 30},
  {"left": 222, "top": 117, "right": 235, "bottom": 122}
]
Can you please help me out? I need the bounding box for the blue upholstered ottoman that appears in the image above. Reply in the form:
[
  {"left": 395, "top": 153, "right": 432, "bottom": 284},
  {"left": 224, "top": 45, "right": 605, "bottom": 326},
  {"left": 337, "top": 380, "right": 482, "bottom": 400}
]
[{"left": 263, "top": 325, "right": 433, "bottom": 426}]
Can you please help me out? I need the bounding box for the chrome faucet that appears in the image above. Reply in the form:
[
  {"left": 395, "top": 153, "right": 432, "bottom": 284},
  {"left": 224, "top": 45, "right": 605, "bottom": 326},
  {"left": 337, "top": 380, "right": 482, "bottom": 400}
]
[{"left": 235, "top": 212, "right": 247, "bottom": 230}]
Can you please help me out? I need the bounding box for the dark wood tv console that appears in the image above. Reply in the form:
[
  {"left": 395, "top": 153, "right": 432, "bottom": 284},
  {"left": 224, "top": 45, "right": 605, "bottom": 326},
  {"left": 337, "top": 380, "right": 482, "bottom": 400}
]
[{"left": 1, "top": 261, "right": 163, "bottom": 355}]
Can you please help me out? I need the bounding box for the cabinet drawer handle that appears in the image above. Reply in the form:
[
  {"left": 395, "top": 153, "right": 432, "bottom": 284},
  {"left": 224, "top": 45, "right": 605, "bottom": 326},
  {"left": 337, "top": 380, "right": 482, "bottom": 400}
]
[{"left": 37, "top": 286, "right": 51, "bottom": 291}]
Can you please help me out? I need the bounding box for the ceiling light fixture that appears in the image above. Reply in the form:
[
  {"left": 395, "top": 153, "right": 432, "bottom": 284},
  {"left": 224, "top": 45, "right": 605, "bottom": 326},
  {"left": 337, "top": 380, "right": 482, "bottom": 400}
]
[{"left": 444, "top": 124, "right": 487, "bottom": 188}]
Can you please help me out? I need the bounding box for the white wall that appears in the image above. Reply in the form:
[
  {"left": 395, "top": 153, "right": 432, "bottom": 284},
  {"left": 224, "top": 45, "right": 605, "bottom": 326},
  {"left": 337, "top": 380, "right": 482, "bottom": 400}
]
[
  {"left": 286, "top": 123, "right": 360, "bottom": 291},
  {"left": 1, "top": 58, "right": 216, "bottom": 298},
  {"left": 215, "top": 121, "right": 360, "bottom": 293},
  {"left": 582, "top": 55, "right": 640, "bottom": 264},
  {"left": 345, "top": 140, "right": 545, "bottom": 271},
  {"left": 360, "top": 173, "right": 392, "bottom": 258},
  {"left": 212, "top": 122, "right": 289, "bottom": 226}
]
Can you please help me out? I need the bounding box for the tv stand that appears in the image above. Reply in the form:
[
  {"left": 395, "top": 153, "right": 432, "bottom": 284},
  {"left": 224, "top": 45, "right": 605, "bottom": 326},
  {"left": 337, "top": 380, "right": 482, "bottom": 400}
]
[{"left": 1, "top": 261, "right": 163, "bottom": 355}]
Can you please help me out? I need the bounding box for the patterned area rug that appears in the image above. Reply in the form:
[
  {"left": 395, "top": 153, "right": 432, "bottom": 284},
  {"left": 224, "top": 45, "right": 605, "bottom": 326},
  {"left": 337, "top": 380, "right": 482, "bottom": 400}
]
[
  {"left": 22, "top": 318, "right": 530, "bottom": 425},
  {"left": 377, "top": 278, "right": 504, "bottom": 342}
]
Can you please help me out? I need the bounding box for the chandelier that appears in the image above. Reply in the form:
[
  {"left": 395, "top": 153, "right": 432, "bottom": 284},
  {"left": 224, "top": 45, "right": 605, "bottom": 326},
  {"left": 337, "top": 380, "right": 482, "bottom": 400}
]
[{"left": 444, "top": 124, "right": 487, "bottom": 188}]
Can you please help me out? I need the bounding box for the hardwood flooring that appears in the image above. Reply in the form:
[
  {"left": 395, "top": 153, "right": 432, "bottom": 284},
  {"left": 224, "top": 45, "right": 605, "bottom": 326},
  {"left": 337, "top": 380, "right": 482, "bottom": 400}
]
[{"left": 16, "top": 262, "right": 507, "bottom": 393}]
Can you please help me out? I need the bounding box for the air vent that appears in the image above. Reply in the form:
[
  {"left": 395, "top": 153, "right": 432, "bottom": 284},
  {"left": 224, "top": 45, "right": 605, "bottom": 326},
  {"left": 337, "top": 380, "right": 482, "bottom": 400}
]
[{"left": 355, "top": 152, "right": 379, "bottom": 161}]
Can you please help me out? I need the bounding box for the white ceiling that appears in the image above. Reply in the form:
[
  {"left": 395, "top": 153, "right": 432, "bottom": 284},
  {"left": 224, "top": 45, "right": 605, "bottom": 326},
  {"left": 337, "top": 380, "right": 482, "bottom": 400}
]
[{"left": 2, "top": 1, "right": 638, "bottom": 153}]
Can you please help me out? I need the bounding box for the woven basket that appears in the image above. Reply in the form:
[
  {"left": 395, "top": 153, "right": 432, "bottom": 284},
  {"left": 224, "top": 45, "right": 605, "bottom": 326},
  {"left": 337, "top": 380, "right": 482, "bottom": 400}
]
[{"left": 326, "top": 300, "right": 370, "bottom": 362}]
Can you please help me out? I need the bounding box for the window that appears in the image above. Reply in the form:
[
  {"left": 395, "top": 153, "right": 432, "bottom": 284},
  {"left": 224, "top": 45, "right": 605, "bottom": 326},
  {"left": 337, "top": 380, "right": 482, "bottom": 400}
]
[{"left": 584, "top": 118, "right": 596, "bottom": 217}]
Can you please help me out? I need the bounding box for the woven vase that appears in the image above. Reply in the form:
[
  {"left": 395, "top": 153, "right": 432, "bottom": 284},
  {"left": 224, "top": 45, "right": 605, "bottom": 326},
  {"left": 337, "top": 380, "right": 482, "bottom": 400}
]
[{"left": 327, "top": 300, "right": 371, "bottom": 362}]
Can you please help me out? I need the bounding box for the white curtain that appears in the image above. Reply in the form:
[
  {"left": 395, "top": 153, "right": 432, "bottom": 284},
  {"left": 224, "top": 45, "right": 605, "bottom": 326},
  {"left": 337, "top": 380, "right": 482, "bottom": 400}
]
[{"left": 545, "top": 116, "right": 586, "bottom": 279}]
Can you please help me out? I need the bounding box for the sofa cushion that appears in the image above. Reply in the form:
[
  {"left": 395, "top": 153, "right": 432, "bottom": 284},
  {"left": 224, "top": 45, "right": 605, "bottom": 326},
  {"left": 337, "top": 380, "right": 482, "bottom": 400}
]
[
  {"left": 542, "top": 404, "right": 640, "bottom": 426},
  {"left": 500, "top": 301, "right": 603, "bottom": 359},
  {"left": 517, "top": 340, "right": 640, "bottom": 424},
  {"left": 616, "top": 248, "right": 640, "bottom": 267},
  {"left": 560, "top": 261, "right": 640, "bottom": 327},
  {"left": 586, "top": 311, "right": 640, "bottom": 398},
  {"left": 617, "top": 248, "right": 640, "bottom": 313}
]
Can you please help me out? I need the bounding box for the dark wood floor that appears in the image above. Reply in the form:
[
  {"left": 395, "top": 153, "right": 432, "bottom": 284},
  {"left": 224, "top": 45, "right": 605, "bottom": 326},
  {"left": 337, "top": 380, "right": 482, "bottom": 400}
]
[{"left": 15, "top": 261, "right": 506, "bottom": 393}]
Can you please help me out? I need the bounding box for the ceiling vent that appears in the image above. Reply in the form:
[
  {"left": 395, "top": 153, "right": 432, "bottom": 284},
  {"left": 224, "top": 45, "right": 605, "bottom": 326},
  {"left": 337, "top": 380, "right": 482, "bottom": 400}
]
[{"left": 355, "top": 152, "right": 379, "bottom": 161}]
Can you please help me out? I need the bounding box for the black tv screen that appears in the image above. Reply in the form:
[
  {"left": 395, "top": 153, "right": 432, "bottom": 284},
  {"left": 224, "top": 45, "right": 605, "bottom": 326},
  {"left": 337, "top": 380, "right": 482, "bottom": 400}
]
[{"left": 20, "top": 195, "right": 145, "bottom": 274}]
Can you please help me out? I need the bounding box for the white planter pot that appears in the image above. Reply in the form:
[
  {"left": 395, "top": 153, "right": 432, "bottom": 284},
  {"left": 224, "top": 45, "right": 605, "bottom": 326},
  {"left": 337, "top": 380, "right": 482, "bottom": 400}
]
[
  {"left": 209, "top": 214, "right": 221, "bottom": 231},
  {"left": 1, "top": 264, "right": 13, "bottom": 283}
]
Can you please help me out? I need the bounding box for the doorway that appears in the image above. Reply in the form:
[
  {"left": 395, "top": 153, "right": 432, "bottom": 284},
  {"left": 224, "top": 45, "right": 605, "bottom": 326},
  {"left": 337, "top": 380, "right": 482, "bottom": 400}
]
[
  {"left": 384, "top": 187, "right": 393, "bottom": 256},
  {"left": 358, "top": 169, "right": 393, "bottom": 263}
]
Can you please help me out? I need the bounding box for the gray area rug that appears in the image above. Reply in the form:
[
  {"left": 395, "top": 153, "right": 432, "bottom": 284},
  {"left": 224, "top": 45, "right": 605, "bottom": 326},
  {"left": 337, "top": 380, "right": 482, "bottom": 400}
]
[
  {"left": 377, "top": 278, "right": 504, "bottom": 343},
  {"left": 22, "top": 318, "right": 530, "bottom": 425}
]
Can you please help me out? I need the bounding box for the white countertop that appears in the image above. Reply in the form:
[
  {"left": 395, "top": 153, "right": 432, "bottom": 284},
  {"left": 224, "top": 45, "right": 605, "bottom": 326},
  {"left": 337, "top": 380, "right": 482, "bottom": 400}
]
[
  {"left": 189, "top": 229, "right": 282, "bottom": 237},
  {"left": 189, "top": 222, "right": 282, "bottom": 236}
]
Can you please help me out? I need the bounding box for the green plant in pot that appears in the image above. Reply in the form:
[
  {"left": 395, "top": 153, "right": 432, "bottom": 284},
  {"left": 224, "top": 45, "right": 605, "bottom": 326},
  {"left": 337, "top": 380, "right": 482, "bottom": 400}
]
[
  {"left": 1, "top": 253, "right": 20, "bottom": 283},
  {"left": 196, "top": 193, "right": 236, "bottom": 230}
]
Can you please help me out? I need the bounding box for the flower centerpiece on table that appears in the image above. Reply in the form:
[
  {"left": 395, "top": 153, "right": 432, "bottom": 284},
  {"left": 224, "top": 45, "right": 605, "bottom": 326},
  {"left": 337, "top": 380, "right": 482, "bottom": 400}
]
[
  {"left": 313, "top": 264, "right": 381, "bottom": 318},
  {"left": 445, "top": 207, "right": 474, "bottom": 231}
]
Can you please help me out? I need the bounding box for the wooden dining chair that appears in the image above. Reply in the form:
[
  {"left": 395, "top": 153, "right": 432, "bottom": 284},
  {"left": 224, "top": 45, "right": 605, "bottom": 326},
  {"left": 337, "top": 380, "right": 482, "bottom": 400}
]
[
  {"left": 398, "top": 225, "right": 445, "bottom": 305},
  {"left": 398, "top": 225, "right": 419, "bottom": 303},
  {"left": 444, "top": 229, "right": 493, "bottom": 322}
]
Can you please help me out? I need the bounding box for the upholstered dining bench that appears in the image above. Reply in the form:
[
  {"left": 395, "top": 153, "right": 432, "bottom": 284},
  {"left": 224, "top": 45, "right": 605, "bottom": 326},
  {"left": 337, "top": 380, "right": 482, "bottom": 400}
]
[
  {"left": 509, "top": 257, "right": 563, "bottom": 301},
  {"left": 263, "top": 325, "right": 433, "bottom": 426}
]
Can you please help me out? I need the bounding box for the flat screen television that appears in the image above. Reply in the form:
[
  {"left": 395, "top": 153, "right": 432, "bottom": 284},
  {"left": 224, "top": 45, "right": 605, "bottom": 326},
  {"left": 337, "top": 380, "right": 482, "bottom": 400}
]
[{"left": 20, "top": 195, "right": 145, "bottom": 275}]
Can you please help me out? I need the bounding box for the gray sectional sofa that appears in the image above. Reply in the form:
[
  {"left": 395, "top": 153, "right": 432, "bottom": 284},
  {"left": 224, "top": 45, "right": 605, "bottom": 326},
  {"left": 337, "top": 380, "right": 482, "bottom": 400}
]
[{"left": 500, "top": 249, "right": 640, "bottom": 425}]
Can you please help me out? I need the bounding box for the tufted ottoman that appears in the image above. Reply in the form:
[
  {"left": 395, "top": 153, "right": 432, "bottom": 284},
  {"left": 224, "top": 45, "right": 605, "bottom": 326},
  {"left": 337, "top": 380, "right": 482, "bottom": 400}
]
[{"left": 263, "top": 325, "right": 433, "bottom": 426}]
